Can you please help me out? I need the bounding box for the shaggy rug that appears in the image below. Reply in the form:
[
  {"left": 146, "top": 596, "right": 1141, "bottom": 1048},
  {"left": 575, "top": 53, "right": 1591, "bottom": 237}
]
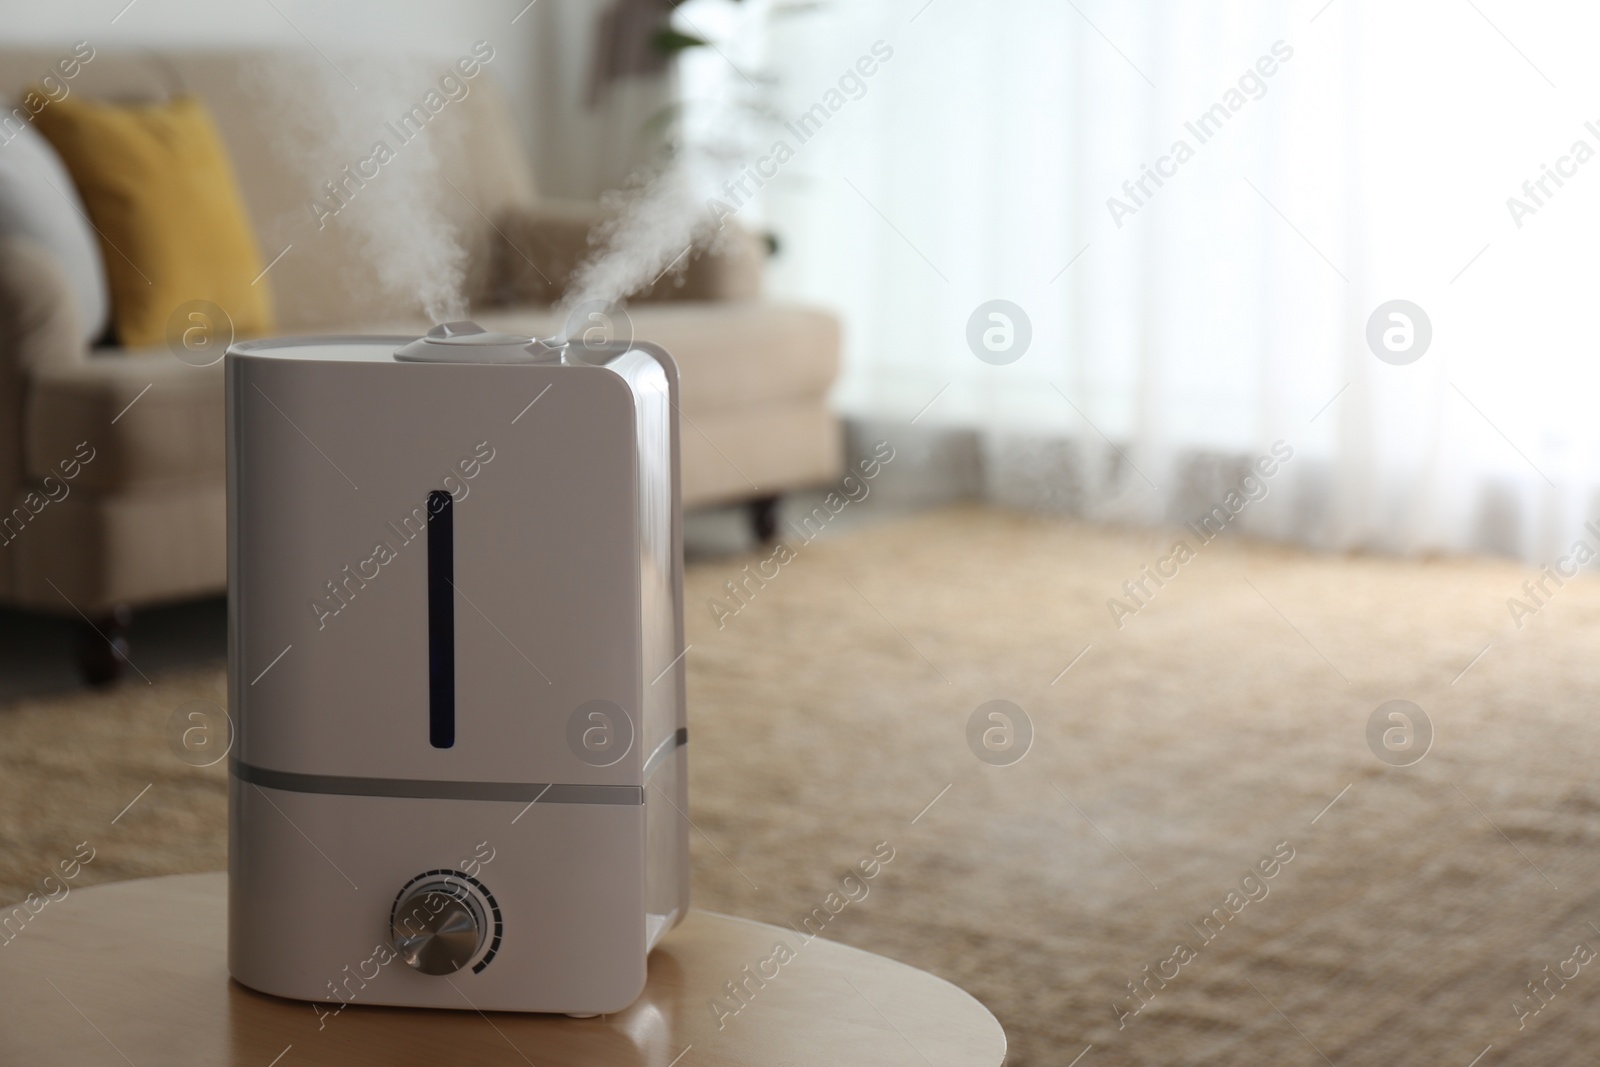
[{"left": 4, "top": 506, "right": 1600, "bottom": 1066}]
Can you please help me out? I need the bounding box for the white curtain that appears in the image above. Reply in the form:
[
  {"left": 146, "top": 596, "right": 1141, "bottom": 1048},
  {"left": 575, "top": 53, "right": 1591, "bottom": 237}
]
[{"left": 679, "top": 0, "right": 1600, "bottom": 562}]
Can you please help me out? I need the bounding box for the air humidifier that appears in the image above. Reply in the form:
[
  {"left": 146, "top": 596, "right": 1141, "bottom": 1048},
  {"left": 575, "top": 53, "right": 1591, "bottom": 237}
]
[{"left": 225, "top": 322, "right": 689, "bottom": 1014}]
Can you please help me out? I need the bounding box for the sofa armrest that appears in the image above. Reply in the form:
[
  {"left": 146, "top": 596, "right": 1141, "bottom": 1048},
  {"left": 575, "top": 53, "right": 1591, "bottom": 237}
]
[
  {"left": 0, "top": 236, "right": 85, "bottom": 590},
  {"left": 490, "top": 199, "right": 767, "bottom": 308},
  {"left": 27, "top": 349, "right": 223, "bottom": 494}
]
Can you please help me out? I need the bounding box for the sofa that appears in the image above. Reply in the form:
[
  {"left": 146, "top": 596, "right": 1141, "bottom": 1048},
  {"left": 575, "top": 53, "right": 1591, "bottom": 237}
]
[{"left": 0, "top": 47, "right": 842, "bottom": 680}]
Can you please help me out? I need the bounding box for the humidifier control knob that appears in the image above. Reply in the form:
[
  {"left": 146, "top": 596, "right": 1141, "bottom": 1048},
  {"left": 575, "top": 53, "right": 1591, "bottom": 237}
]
[{"left": 390, "top": 881, "right": 485, "bottom": 976}]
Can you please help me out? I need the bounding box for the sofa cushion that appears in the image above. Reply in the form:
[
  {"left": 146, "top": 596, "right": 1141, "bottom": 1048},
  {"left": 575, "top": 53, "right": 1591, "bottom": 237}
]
[
  {"left": 32, "top": 94, "right": 273, "bottom": 348},
  {"left": 0, "top": 124, "right": 108, "bottom": 345},
  {"left": 466, "top": 301, "right": 841, "bottom": 414},
  {"left": 493, "top": 200, "right": 766, "bottom": 306},
  {"left": 26, "top": 352, "right": 223, "bottom": 492}
]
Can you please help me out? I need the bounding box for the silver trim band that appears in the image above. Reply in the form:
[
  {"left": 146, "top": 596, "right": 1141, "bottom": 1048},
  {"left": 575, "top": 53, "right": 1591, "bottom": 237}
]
[{"left": 234, "top": 761, "right": 643, "bottom": 805}]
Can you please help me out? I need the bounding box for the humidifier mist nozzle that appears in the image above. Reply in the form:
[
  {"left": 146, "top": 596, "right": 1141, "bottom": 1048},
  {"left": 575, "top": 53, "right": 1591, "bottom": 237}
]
[{"left": 393, "top": 320, "right": 569, "bottom": 364}]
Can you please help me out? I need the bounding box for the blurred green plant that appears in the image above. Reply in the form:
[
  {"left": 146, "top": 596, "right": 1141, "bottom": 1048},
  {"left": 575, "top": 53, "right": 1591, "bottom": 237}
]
[
  {"left": 646, "top": 0, "right": 824, "bottom": 258},
  {"left": 655, "top": 0, "right": 746, "bottom": 56},
  {"left": 651, "top": 27, "right": 712, "bottom": 56}
]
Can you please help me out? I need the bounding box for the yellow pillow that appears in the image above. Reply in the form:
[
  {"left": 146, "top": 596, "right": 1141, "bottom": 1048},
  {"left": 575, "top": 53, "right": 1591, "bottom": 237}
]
[{"left": 31, "top": 93, "right": 273, "bottom": 348}]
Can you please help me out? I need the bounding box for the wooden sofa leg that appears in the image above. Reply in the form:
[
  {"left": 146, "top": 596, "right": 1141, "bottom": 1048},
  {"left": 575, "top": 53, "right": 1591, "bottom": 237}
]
[
  {"left": 75, "top": 605, "right": 132, "bottom": 687},
  {"left": 747, "top": 495, "right": 781, "bottom": 544}
]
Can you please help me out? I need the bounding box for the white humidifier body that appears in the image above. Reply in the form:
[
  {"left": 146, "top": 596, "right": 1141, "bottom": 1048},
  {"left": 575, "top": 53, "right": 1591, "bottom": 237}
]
[{"left": 225, "top": 323, "right": 689, "bottom": 1014}]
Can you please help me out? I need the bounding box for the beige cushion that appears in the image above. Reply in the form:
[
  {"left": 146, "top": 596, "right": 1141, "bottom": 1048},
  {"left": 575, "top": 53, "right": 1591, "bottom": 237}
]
[
  {"left": 493, "top": 200, "right": 766, "bottom": 306},
  {"left": 26, "top": 350, "right": 222, "bottom": 492},
  {"left": 468, "top": 302, "right": 841, "bottom": 413}
]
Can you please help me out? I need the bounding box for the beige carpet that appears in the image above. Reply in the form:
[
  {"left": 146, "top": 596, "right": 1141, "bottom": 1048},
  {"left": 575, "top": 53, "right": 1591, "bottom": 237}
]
[{"left": 5, "top": 506, "right": 1600, "bottom": 1066}]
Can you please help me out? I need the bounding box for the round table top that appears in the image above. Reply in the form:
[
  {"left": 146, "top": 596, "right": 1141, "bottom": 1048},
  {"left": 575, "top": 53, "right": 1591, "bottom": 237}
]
[{"left": 0, "top": 872, "right": 1006, "bottom": 1066}]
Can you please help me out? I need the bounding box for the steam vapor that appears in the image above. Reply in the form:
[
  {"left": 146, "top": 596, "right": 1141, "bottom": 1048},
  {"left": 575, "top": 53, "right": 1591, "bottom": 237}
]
[
  {"left": 558, "top": 160, "right": 719, "bottom": 333},
  {"left": 255, "top": 55, "right": 469, "bottom": 324},
  {"left": 257, "top": 46, "right": 729, "bottom": 330}
]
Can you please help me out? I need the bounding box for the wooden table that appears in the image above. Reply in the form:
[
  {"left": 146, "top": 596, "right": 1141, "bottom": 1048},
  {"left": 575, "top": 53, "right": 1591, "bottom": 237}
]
[{"left": 0, "top": 873, "right": 1005, "bottom": 1066}]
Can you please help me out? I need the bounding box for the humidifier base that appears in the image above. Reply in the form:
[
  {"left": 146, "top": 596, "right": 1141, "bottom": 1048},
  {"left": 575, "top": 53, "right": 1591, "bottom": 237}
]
[{"left": 228, "top": 773, "right": 654, "bottom": 1014}]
